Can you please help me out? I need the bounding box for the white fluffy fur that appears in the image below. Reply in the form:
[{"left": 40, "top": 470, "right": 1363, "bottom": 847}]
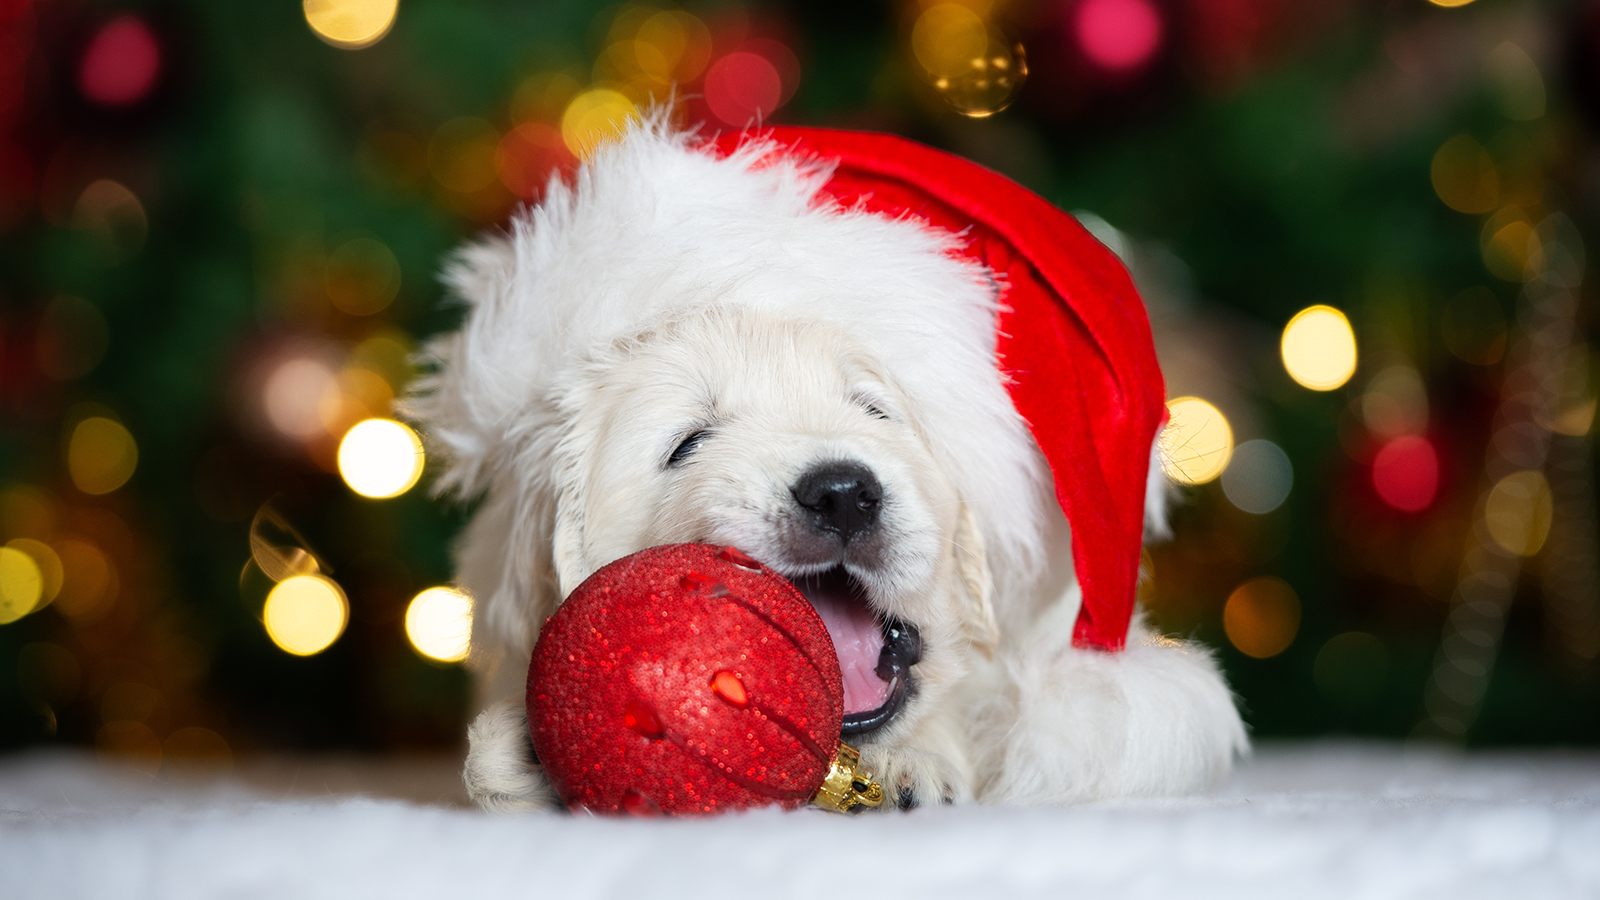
[{"left": 405, "top": 119, "right": 1247, "bottom": 812}]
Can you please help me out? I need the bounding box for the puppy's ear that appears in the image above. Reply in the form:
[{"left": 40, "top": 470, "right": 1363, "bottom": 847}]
[
  {"left": 955, "top": 502, "right": 1000, "bottom": 657},
  {"left": 458, "top": 485, "right": 561, "bottom": 661},
  {"left": 551, "top": 484, "right": 587, "bottom": 598}
]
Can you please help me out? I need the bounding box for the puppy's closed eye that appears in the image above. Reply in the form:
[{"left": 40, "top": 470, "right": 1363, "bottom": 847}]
[{"left": 667, "top": 430, "right": 710, "bottom": 467}]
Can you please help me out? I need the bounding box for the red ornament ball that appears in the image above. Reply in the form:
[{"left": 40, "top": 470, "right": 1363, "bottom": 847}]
[{"left": 526, "top": 543, "right": 844, "bottom": 816}]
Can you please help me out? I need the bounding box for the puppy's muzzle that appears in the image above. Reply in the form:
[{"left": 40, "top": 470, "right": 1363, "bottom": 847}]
[{"left": 792, "top": 462, "right": 882, "bottom": 544}]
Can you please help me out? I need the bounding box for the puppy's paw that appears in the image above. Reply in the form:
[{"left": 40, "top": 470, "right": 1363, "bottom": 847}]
[
  {"left": 463, "top": 699, "right": 555, "bottom": 813},
  {"left": 857, "top": 744, "right": 964, "bottom": 811}
]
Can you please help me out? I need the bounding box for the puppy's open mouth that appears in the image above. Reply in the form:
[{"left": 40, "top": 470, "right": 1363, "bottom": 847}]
[{"left": 790, "top": 567, "right": 920, "bottom": 735}]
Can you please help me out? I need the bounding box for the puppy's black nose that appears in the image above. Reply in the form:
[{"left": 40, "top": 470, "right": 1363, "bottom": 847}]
[{"left": 792, "top": 463, "right": 882, "bottom": 543}]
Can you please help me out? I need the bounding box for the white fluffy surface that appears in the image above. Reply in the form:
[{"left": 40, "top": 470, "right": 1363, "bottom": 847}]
[{"left": 5, "top": 743, "right": 1598, "bottom": 899}]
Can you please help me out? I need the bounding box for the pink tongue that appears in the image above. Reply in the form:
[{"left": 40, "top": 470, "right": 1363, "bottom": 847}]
[{"left": 796, "top": 574, "right": 891, "bottom": 716}]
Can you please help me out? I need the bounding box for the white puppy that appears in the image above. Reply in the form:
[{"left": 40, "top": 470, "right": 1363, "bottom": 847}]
[{"left": 407, "top": 121, "right": 1247, "bottom": 812}]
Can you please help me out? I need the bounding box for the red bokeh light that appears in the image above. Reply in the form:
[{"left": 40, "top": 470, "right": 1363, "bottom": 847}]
[
  {"left": 704, "top": 50, "right": 783, "bottom": 126},
  {"left": 496, "top": 123, "right": 573, "bottom": 201},
  {"left": 79, "top": 15, "right": 161, "bottom": 107},
  {"left": 1074, "top": 0, "right": 1163, "bottom": 73},
  {"left": 1372, "top": 436, "right": 1439, "bottom": 513}
]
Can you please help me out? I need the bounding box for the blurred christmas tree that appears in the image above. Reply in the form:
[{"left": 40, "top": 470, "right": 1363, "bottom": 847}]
[{"left": 1, "top": 0, "right": 1597, "bottom": 773}]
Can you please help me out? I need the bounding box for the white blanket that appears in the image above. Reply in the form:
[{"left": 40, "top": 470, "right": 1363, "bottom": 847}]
[{"left": 3, "top": 742, "right": 1597, "bottom": 899}]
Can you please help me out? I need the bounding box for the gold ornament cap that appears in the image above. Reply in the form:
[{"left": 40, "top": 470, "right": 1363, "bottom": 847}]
[{"left": 810, "top": 741, "right": 884, "bottom": 813}]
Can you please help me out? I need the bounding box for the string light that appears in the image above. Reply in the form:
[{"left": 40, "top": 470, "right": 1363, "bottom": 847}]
[
  {"left": 405, "top": 587, "right": 473, "bottom": 663},
  {"left": 263, "top": 574, "right": 348, "bottom": 656},
  {"left": 303, "top": 0, "right": 398, "bottom": 50},
  {"left": 337, "top": 418, "right": 424, "bottom": 499},
  {"left": 1281, "top": 305, "right": 1357, "bottom": 391},
  {"left": 1160, "top": 397, "right": 1233, "bottom": 485}
]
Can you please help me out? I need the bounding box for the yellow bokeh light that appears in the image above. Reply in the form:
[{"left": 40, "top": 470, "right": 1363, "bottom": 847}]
[
  {"left": 1430, "top": 135, "right": 1498, "bottom": 215},
  {"left": 324, "top": 238, "right": 400, "bottom": 316},
  {"left": 263, "top": 574, "right": 348, "bottom": 656},
  {"left": 1482, "top": 217, "right": 1544, "bottom": 282},
  {"left": 405, "top": 587, "right": 473, "bottom": 663},
  {"left": 912, "top": 4, "right": 990, "bottom": 79},
  {"left": 0, "top": 546, "right": 44, "bottom": 625},
  {"left": 560, "top": 89, "right": 638, "bottom": 159},
  {"left": 1223, "top": 577, "right": 1301, "bottom": 659},
  {"left": 1161, "top": 397, "right": 1233, "bottom": 485},
  {"left": 7, "top": 539, "right": 62, "bottom": 609},
  {"left": 1484, "top": 470, "right": 1553, "bottom": 557},
  {"left": 1281, "top": 305, "right": 1358, "bottom": 391},
  {"left": 67, "top": 416, "right": 138, "bottom": 495},
  {"left": 1427, "top": 0, "right": 1476, "bottom": 6},
  {"left": 52, "top": 539, "right": 115, "bottom": 620},
  {"left": 337, "top": 418, "right": 424, "bottom": 499},
  {"left": 429, "top": 117, "right": 500, "bottom": 194},
  {"left": 303, "top": 0, "right": 398, "bottom": 49}
]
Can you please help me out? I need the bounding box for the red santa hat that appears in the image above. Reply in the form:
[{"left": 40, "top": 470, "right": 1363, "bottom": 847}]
[{"left": 711, "top": 127, "right": 1166, "bottom": 652}]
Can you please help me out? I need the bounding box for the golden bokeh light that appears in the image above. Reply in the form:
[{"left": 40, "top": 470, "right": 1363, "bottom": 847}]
[
  {"left": 249, "top": 504, "right": 322, "bottom": 583},
  {"left": 912, "top": 4, "right": 990, "bottom": 79},
  {"left": 1427, "top": 0, "right": 1476, "bottom": 7},
  {"left": 1430, "top": 135, "right": 1498, "bottom": 214},
  {"left": 1223, "top": 576, "right": 1301, "bottom": 659},
  {"left": 319, "top": 366, "right": 396, "bottom": 436},
  {"left": 52, "top": 539, "right": 116, "bottom": 620},
  {"left": 405, "top": 586, "right": 473, "bottom": 663},
  {"left": 429, "top": 117, "right": 501, "bottom": 194},
  {"left": 1, "top": 484, "right": 59, "bottom": 542},
  {"left": 303, "top": 0, "right": 398, "bottom": 49},
  {"left": 560, "top": 89, "right": 639, "bottom": 159},
  {"left": 71, "top": 179, "right": 148, "bottom": 263},
  {"left": 7, "top": 539, "right": 62, "bottom": 610},
  {"left": 324, "top": 238, "right": 401, "bottom": 316},
  {"left": 263, "top": 574, "right": 349, "bottom": 656},
  {"left": 67, "top": 416, "right": 138, "bottom": 495},
  {"left": 910, "top": 3, "right": 1025, "bottom": 117},
  {"left": 1281, "top": 305, "right": 1358, "bottom": 391},
  {"left": 163, "top": 727, "right": 233, "bottom": 778},
  {"left": 1160, "top": 397, "right": 1233, "bottom": 485},
  {"left": 1484, "top": 469, "right": 1553, "bottom": 557},
  {"left": 0, "top": 546, "right": 44, "bottom": 624},
  {"left": 1482, "top": 214, "right": 1544, "bottom": 282},
  {"left": 349, "top": 330, "right": 414, "bottom": 390},
  {"left": 337, "top": 418, "right": 424, "bottom": 499},
  {"left": 1360, "top": 366, "right": 1428, "bottom": 438}
]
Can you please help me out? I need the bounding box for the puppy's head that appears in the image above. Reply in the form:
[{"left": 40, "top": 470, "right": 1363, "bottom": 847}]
[{"left": 546, "top": 306, "right": 987, "bottom": 738}]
